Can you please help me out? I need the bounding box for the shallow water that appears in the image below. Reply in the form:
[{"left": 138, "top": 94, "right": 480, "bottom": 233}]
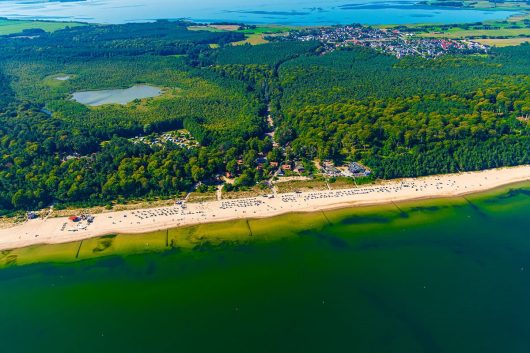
[
  {"left": 0, "top": 0, "right": 519, "bottom": 25},
  {"left": 72, "top": 85, "right": 161, "bottom": 106},
  {"left": 1, "top": 184, "right": 530, "bottom": 352}
]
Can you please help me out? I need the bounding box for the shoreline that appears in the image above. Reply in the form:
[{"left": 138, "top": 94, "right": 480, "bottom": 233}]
[{"left": 1, "top": 165, "right": 530, "bottom": 251}]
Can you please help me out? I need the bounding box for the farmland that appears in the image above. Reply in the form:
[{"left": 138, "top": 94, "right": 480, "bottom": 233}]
[{"left": 0, "top": 19, "right": 84, "bottom": 35}]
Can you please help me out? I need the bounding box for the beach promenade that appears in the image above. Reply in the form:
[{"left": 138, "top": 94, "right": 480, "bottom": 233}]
[{"left": 1, "top": 165, "right": 530, "bottom": 251}]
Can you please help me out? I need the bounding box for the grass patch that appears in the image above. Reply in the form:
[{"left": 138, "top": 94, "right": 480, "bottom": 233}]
[
  {"left": 417, "top": 27, "right": 530, "bottom": 39},
  {"left": 222, "top": 186, "right": 266, "bottom": 199},
  {"left": 0, "top": 19, "right": 84, "bottom": 36},
  {"left": 475, "top": 37, "right": 530, "bottom": 46},
  {"left": 189, "top": 24, "right": 289, "bottom": 46},
  {"left": 328, "top": 177, "right": 357, "bottom": 190},
  {"left": 233, "top": 26, "right": 291, "bottom": 46},
  {"left": 187, "top": 192, "right": 217, "bottom": 203},
  {"left": 275, "top": 179, "right": 329, "bottom": 193},
  {"left": 232, "top": 33, "right": 270, "bottom": 46},
  {"left": 187, "top": 25, "right": 227, "bottom": 32}
]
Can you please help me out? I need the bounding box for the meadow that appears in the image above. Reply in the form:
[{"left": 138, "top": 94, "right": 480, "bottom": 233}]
[
  {"left": 0, "top": 19, "right": 83, "bottom": 35},
  {"left": 189, "top": 24, "right": 291, "bottom": 46}
]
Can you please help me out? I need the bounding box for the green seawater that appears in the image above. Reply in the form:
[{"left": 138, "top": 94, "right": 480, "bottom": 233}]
[{"left": 1, "top": 184, "right": 530, "bottom": 353}]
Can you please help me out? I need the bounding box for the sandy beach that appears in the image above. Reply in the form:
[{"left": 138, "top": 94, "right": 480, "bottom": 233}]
[{"left": 1, "top": 165, "right": 530, "bottom": 251}]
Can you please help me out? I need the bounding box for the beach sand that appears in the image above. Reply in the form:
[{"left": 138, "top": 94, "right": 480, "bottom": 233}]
[{"left": 1, "top": 165, "right": 530, "bottom": 251}]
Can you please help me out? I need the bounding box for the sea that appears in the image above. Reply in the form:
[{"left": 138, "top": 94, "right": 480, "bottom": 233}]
[
  {"left": 0, "top": 0, "right": 520, "bottom": 25},
  {"left": 1, "top": 183, "right": 530, "bottom": 352}
]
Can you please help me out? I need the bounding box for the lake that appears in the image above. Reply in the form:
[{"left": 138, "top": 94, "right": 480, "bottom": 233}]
[
  {"left": 1, "top": 183, "right": 530, "bottom": 353},
  {"left": 0, "top": 0, "right": 520, "bottom": 25},
  {"left": 72, "top": 85, "right": 162, "bottom": 106}
]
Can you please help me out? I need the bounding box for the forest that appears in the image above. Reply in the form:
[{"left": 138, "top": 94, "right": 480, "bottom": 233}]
[
  {"left": 276, "top": 46, "right": 530, "bottom": 177},
  {"left": 0, "top": 20, "right": 529, "bottom": 212}
]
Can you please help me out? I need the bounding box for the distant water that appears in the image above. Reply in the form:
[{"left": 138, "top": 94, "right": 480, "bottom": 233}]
[
  {"left": 2, "top": 184, "right": 530, "bottom": 352},
  {"left": 72, "top": 85, "right": 161, "bottom": 106},
  {"left": 0, "top": 0, "right": 520, "bottom": 25}
]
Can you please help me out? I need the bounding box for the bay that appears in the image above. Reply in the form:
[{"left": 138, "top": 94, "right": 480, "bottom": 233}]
[
  {"left": 0, "top": 0, "right": 520, "bottom": 25},
  {"left": 1, "top": 183, "right": 530, "bottom": 352}
]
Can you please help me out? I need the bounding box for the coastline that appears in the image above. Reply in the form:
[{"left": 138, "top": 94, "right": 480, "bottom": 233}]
[{"left": 1, "top": 165, "right": 530, "bottom": 251}]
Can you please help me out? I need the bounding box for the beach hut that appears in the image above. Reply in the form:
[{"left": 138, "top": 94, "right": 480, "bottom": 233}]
[{"left": 69, "top": 216, "right": 80, "bottom": 222}]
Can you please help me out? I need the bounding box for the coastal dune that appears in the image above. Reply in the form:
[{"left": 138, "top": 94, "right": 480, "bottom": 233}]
[{"left": 1, "top": 165, "right": 530, "bottom": 251}]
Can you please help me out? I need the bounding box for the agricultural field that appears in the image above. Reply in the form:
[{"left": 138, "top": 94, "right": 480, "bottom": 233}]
[
  {"left": 463, "top": 0, "right": 530, "bottom": 10},
  {"left": 421, "top": 0, "right": 530, "bottom": 11},
  {"left": 0, "top": 19, "right": 84, "bottom": 35},
  {"left": 189, "top": 24, "right": 291, "bottom": 46},
  {"left": 409, "top": 16, "right": 530, "bottom": 44},
  {"left": 475, "top": 36, "right": 530, "bottom": 46},
  {"left": 417, "top": 26, "right": 530, "bottom": 39}
]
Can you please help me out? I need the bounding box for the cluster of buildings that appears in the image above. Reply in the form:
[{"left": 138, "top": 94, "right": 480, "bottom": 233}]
[
  {"left": 348, "top": 162, "right": 372, "bottom": 178},
  {"left": 225, "top": 156, "right": 307, "bottom": 179},
  {"left": 131, "top": 130, "right": 199, "bottom": 149},
  {"left": 285, "top": 25, "right": 487, "bottom": 58},
  {"left": 320, "top": 161, "right": 371, "bottom": 178},
  {"left": 277, "top": 161, "right": 306, "bottom": 176}
]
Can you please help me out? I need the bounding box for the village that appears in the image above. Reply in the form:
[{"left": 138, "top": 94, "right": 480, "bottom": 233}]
[{"left": 281, "top": 24, "right": 488, "bottom": 58}]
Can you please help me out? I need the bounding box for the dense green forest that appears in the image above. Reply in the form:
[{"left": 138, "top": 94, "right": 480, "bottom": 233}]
[
  {"left": 276, "top": 46, "right": 530, "bottom": 177},
  {"left": 0, "top": 21, "right": 529, "bottom": 212}
]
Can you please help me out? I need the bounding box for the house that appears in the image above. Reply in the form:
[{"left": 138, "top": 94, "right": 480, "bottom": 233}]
[
  {"left": 281, "top": 164, "right": 292, "bottom": 171},
  {"left": 270, "top": 161, "right": 279, "bottom": 168},
  {"left": 349, "top": 162, "right": 371, "bottom": 177},
  {"left": 321, "top": 160, "right": 341, "bottom": 176},
  {"left": 294, "top": 162, "right": 305, "bottom": 173}
]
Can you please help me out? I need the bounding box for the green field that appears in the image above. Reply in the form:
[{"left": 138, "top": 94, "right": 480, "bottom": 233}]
[
  {"left": 476, "top": 36, "right": 530, "bottom": 46},
  {"left": 464, "top": 0, "right": 530, "bottom": 10},
  {"left": 419, "top": 27, "right": 530, "bottom": 38},
  {"left": 188, "top": 24, "right": 291, "bottom": 45},
  {"left": 422, "top": 0, "right": 530, "bottom": 11},
  {"left": 406, "top": 15, "right": 530, "bottom": 43},
  {"left": 0, "top": 19, "right": 84, "bottom": 35}
]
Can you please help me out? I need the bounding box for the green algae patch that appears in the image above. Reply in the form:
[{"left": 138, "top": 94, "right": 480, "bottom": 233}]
[
  {"left": 0, "top": 241, "right": 80, "bottom": 268},
  {"left": 77, "top": 231, "right": 167, "bottom": 260},
  {"left": 168, "top": 219, "right": 253, "bottom": 249},
  {"left": 249, "top": 211, "right": 329, "bottom": 240}
]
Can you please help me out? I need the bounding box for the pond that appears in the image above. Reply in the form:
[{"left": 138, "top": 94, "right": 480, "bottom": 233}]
[{"left": 72, "top": 85, "right": 162, "bottom": 107}]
